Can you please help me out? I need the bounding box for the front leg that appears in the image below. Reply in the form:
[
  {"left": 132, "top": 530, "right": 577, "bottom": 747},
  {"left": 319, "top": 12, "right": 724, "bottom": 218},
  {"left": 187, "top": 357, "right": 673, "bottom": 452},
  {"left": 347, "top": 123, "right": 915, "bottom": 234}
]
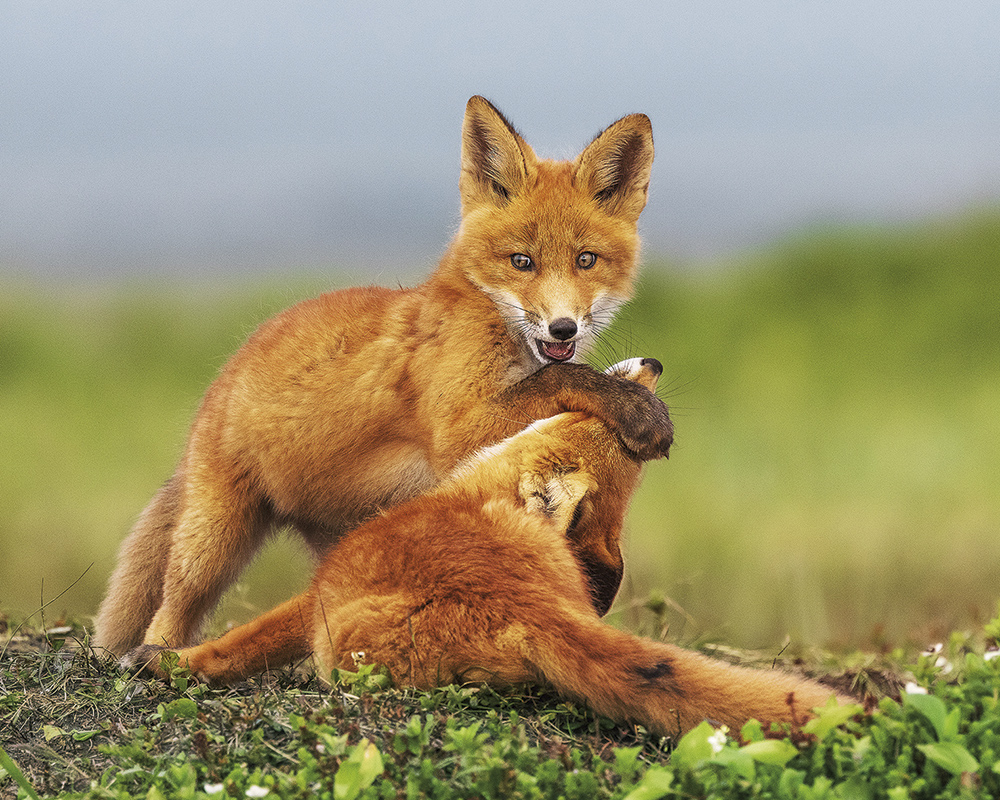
[{"left": 497, "top": 361, "right": 673, "bottom": 461}]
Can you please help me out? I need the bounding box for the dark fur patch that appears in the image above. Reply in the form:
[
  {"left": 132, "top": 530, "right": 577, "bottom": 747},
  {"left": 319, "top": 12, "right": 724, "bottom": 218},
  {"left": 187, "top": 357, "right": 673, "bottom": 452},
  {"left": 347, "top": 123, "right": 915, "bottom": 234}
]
[
  {"left": 633, "top": 660, "right": 675, "bottom": 682},
  {"left": 575, "top": 554, "right": 623, "bottom": 617}
]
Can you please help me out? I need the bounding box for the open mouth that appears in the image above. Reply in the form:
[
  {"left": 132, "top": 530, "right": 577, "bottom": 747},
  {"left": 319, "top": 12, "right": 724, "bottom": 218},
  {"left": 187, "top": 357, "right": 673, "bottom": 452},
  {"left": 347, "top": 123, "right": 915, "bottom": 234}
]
[{"left": 536, "top": 339, "right": 576, "bottom": 363}]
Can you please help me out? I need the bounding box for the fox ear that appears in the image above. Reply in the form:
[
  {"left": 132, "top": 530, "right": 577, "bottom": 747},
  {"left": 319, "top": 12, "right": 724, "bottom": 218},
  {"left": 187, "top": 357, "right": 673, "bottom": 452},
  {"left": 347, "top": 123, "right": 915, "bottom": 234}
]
[
  {"left": 460, "top": 96, "right": 536, "bottom": 212},
  {"left": 574, "top": 113, "right": 654, "bottom": 222}
]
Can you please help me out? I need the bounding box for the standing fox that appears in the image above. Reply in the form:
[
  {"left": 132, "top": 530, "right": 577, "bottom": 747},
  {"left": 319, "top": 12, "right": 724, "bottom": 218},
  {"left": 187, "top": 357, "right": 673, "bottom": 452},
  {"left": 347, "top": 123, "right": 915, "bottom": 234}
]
[
  {"left": 126, "top": 359, "right": 843, "bottom": 736},
  {"left": 95, "top": 96, "right": 674, "bottom": 656}
]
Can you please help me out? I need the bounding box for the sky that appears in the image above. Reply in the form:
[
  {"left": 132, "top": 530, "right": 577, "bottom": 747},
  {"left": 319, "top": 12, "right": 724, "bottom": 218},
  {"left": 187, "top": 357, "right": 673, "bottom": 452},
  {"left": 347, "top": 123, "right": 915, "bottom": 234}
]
[{"left": 2, "top": 1, "right": 998, "bottom": 279}]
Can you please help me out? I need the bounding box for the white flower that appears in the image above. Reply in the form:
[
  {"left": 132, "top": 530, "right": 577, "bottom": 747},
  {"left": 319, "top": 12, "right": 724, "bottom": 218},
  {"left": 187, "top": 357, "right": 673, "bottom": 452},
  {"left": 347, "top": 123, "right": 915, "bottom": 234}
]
[
  {"left": 921, "top": 643, "right": 952, "bottom": 673},
  {"left": 904, "top": 681, "right": 928, "bottom": 695},
  {"left": 985, "top": 649, "right": 1000, "bottom": 661},
  {"left": 204, "top": 784, "right": 224, "bottom": 795},
  {"left": 246, "top": 786, "right": 269, "bottom": 798},
  {"left": 707, "top": 725, "right": 729, "bottom": 755}
]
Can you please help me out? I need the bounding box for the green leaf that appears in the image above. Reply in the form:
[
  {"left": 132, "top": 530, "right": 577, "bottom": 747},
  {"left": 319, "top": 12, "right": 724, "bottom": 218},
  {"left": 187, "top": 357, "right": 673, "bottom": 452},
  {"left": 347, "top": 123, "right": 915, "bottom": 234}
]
[
  {"left": 801, "top": 696, "right": 862, "bottom": 740},
  {"left": 161, "top": 697, "right": 198, "bottom": 721},
  {"left": 41, "top": 725, "right": 65, "bottom": 741},
  {"left": 621, "top": 766, "right": 674, "bottom": 800},
  {"left": 836, "top": 774, "right": 875, "bottom": 800},
  {"left": 710, "top": 747, "right": 756, "bottom": 780},
  {"left": 335, "top": 739, "right": 384, "bottom": 800},
  {"left": 917, "top": 742, "right": 979, "bottom": 776},
  {"left": 903, "top": 692, "right": 948, "bottom": 740},
  {"left": 740, "top": 718, "right": 765, "bottom": 743},
  {"left": 334, "top": 762, "right": 361, "bottom": 800},
  {"left": 613, "top": 745, "right": 644, "bottom": 784},
  {"left": 741, "top": 738, "right": 799, "bottom": 767},
  {"left": 668, "top": 720, "right": 716, "bottom": 771},
  {"left": 778, "top": 768, "right": 805, "bottom": 798},
  {"left": 146, "top": 786, "right": 168, "bottom": 800}
]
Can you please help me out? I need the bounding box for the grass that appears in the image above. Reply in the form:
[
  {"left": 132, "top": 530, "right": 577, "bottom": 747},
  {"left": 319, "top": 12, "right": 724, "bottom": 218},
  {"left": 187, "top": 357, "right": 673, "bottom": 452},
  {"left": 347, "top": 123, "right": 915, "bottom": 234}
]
[{"left": 4, "top": 612, "right": 1000, "bottom": 798}]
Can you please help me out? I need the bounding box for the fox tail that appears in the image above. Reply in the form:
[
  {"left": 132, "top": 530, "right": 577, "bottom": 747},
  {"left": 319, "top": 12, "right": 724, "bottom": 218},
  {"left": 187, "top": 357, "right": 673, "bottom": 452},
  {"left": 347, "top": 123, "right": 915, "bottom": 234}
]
[
  {"left": 522, "top": 609, "right": 842, "bottom": 737},
  {"left": 93, "top": 477, "right": 179, "bottom": 656}
]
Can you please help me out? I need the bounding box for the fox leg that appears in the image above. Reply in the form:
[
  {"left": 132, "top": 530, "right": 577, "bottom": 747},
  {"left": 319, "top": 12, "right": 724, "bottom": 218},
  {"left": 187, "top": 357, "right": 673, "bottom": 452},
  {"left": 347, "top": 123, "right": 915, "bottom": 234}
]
[
  {"left": 141, "top": 475, "right": 271, "bottom": 650},
  {"left": 124, "top": 592, "right": 314, "bottom": 683},
  {"left": 489, "top": 361, "right": 674, "bottom": 461}
]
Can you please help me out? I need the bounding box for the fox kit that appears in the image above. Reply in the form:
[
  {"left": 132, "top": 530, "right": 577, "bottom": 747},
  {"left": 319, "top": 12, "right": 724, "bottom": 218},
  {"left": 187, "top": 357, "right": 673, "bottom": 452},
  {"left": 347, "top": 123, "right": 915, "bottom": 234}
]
[
  {"left": 95, "top": 96, "right": 674, "bottom": 656},
  {"left": 126, "top": 359, "right": 843, "bottom": 737}
]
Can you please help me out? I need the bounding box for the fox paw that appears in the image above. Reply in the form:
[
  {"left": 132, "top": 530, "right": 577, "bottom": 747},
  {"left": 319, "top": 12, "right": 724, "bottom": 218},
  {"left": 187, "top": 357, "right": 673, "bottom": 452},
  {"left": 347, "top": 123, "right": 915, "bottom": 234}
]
[
  {"left": 602, "top": 358, "right": 673, "bottom": 460},
  {"left": 612, "top": 383, "right": 674, "bottom": 461}
]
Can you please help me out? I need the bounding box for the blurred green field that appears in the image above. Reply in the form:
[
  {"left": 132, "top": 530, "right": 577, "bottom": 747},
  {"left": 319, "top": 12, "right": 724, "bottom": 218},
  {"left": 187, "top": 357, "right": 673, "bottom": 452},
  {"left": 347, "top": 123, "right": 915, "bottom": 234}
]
[{"left": 2, "top": 209, "right": 998, "bottom": 650}]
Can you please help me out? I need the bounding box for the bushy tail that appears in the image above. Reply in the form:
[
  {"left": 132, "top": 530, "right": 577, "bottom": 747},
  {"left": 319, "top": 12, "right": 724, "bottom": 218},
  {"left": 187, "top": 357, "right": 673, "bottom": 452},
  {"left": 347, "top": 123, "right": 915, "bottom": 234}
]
[
  {"left": 93, "top": 477, "right": 179, "bottom": 656},
  {"left": 523, "top": 610, "right": 842, "bottom": 737}
]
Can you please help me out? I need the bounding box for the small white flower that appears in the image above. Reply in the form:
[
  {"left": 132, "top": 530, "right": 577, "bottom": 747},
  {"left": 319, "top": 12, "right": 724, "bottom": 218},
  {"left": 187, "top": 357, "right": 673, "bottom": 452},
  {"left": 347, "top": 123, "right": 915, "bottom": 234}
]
[
  {"left": 246, "top": 786, "right": 269, "bottom": 798},
  {"left": 985, "top": 649, "right": 1000, "bottom": 661},
  {"left": 904, "top": 681, "right": 928, "bottom": 695},
  {"left": 921, "top": 643, "right": 952, "bottom": 673},
  {"left": 707, "top": 725, "right": 729, "bottom": 755},
  {"left": 204, "top": 784, "right": 224, "bottom": 795}
]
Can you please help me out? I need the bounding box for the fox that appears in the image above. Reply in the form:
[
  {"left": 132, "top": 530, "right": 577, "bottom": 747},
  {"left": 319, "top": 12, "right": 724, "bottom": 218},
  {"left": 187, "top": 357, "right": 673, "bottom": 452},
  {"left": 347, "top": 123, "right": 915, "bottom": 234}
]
[
  {"left": 94, "top": 96, "right": 674, "bottom": 656},
  {"left": 124, "top": 358, "right": 844, "bottom": 737}
]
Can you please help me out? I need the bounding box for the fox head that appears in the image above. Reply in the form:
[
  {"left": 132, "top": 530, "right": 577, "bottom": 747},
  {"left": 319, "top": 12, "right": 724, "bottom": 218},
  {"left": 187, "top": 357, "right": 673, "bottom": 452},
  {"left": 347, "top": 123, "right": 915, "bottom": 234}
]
[{"left": 445, "top": 96, "right": 654, "bottom": 373}]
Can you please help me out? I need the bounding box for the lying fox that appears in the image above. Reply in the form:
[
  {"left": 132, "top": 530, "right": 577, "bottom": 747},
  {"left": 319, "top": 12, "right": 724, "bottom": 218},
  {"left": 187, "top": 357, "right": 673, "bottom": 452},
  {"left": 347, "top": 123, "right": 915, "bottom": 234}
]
[
  {"left": 95, "top": 96, "right": 674, "bottom": 656},
  {"left": 125, "top": 359, "right": 842, "bottom": 736}
]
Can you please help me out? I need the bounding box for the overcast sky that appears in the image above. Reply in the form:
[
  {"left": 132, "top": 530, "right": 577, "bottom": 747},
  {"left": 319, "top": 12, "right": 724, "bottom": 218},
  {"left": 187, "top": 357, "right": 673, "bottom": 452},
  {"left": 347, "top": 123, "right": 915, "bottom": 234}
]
[{"left": 2, "top": 1, "right": 998, "bottom": 279}]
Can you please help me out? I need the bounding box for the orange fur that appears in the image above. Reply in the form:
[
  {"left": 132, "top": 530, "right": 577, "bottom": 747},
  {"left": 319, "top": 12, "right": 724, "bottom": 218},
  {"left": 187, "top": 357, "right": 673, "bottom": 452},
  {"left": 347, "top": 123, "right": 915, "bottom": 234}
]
[
  {"left": 125, "top": 360, "right": 845, "bottom": 737},
  {"left": 95, "top": 97, "right": 673, "bottom": 655}
]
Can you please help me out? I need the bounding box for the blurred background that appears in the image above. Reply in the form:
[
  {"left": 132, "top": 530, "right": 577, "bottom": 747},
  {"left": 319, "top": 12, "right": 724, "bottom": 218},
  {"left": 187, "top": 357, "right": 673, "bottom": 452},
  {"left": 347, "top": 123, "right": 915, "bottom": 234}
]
[{"left": 2, "top": 2, "right": 998, "bottom": 650}]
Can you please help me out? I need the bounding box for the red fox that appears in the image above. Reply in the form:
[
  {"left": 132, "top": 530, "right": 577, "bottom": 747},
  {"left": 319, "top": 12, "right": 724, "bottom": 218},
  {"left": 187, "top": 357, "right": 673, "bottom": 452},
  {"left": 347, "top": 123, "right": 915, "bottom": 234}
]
[
  {"left": 125, "top": 359, "right": 843, "bottom": 736},
  {"left": 95, "top": 96, "right": 674, "bottom": 656}
]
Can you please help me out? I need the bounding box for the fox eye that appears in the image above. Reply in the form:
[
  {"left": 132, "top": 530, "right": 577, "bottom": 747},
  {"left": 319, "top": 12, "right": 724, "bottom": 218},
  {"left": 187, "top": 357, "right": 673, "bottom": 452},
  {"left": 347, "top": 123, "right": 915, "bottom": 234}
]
[
  {"left": 576, "top": 252, "right": 597, "bottom": 269},
  {"left": 510, "top": 253, "right": 534, "bottom": 271}
]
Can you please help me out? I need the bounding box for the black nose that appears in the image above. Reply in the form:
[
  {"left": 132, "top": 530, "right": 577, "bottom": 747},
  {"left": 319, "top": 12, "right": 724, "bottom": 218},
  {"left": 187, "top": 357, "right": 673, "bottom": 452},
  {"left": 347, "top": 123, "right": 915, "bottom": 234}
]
[{"left": 548, "top": 318, "right": 577, "bottom": 341}]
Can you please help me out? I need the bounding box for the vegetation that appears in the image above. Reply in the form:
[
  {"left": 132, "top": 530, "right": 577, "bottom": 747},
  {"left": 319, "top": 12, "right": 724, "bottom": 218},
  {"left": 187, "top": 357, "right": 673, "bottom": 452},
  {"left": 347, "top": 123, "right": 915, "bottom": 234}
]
[{"left": 4, "top": 610, "right": 1000, "bottom": 798}]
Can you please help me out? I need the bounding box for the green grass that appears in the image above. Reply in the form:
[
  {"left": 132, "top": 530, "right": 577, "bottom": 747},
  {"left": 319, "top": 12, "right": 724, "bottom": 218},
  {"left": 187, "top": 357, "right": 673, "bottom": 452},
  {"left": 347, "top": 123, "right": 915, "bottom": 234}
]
[
  {"left": 1, "top": 209, "right": 998, "bottom": 650},
  {"left": 3, "top": 613, "right": 1000, "bottom": 798}
]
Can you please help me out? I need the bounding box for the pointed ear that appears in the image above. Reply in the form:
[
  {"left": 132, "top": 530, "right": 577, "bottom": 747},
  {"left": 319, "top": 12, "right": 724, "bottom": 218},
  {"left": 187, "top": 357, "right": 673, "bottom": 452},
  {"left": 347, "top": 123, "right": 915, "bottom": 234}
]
[
  {"left": 460, "top": 96, "right": 536, "bottom": 212},
  {"left": 574, "top": 113, "right": 654, "bottom": 222}
]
